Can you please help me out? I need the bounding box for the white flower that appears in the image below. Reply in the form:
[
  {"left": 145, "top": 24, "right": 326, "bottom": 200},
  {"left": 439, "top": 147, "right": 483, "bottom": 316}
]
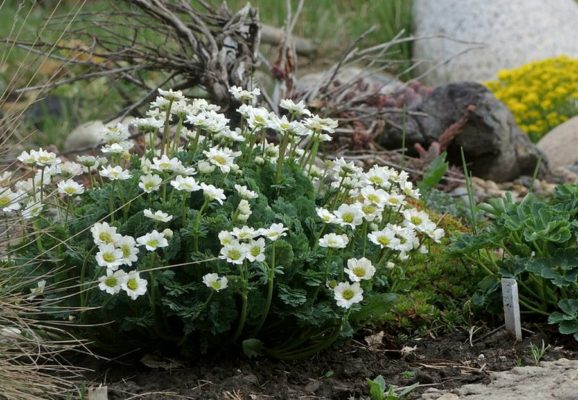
[
  {"left": 136, "top": 230, "right": 169, "bottom": 251},
  {"left": 231, "top": 226, "right": 258, "bottom": 241},
  {"left": 60, "top": 161, "right": 84, "bottom": 177},
  {"left": 91, "top": 222, "right": 121, "bottom": 246},
  {"left": 365, "top": 166, "right": 394, "bottom": 189},
  {"left": 344, "top": 257, "right": 376, "bottom": 282},
  {"left": 360, "top": 201, "right": 382, "bottom": 222},
  {"left": 368, "top": 226, "right": 400, "bottom": 249},
  {"left": 361, "top": 186, "right": 387, "bottom": 206},
  {"left": 333, "top": 282, "right": 363, "bottom": 309},
  {"left": 98, "top": 269, "right": 128, "bottom": 295},
  {"left": 331, "top": 157, "right": 362, "bottom": 178},
  {"left": 384, "top": 193, "right": 406, "bottom": 207},
  {"left": 234, "top": 184, "right": 258, "bottom": 199},
  {"left": 229, "top": 86, "right": 260, "bottom": 102},
  {"left": 21, "top": 200, "right": 43, "bottom": 219},
  {"left": 139, "top": 174, "right": 163, "bottom": 193},
  {"left": 99, "top": 165, "right": 131, "bottom": 181},
  {"left": 402, "top": 209, "right": 433, "bottom": 232},
  {"left": 197, "top": 160, "right": 216, "bottom": 174},
  {"left": 245, "top": 106, "right": 270, "bottom": 129},
  {"left": 158, "top": 88, "right": 185, "bottom": 102},
  {"left": 0, "top": 188, "right": 21, "bottom": 212},
  {"left": 219, "top": 241, "right": 247, "bottom": 265},
  {"left": 28, "top": 279, "right": 46, "bottom": 300},
  {"left": 245, "top": 238, "right": 266, "bottom": 262},
  {"left": 77, "top": 155, "right": 106, "bottom": 170},
  {"left": 390, "top": 225, "right": 417, "bottom": 252},
  {"left": 260, "top": 223, "right": 288, "bottom": 241},
  {"left": 399, "top": 179, "right": 420, "bottom": 199},
  {"left": 33, "top": 148, "right": 61, "bottom": 167},
  {"left": 95, "top": 244, "right": 125, "bottom": 270},
  {"left": 333, "top": 203, "right": 364, "bottom": 229},
  {"left": 101, "top": 141, "right": 133, "bottom": 154},
  {"left": 237, "top": 199, "right": 251, "bottom": 215},
  {"left": 143, "top": 209, "right": 173, "bottom": 223},
  {"left": 203, "top": 146, "right": 239, "bottom": 173},
  {"left": 57, "top": 179, "right": 85, "bottom": 196},
  {"left": 151, "top": 155, "right": 182, "bottom": 172},
  {"left": 121, "top": 270, "right": 148, "bottom": 300},
  {"left": 201, "top": 183, "right": 226, "bottom": 205},
  {"left": 427, "top": 227, "right": 445, "bottom": 243},
  {"left": 170, "top": 175, "right": 200, "bottom": 192},
  {"left": 202, "top": 273, "right": 228, "bottom": 292},
  {"left": 118, "top": 235, "right": 139, "bottom": 266},
  {"left": 316, "top": 207, "right": 336, "bottom": 224},
  {"left": 218, "top": 231, "right": 235, "bottom": 246},
  {"left": 17, "top": 150, "right": 37, "bottom": 165},
  {"left": 162, "top": 228, "right": 173, "bottom": 239},
  {"left": 304, "top": 115, "right": 338, "bottom": 133},
  {"left": 319, "top": 233, "right": 349, "bottom": 249},
  {"left": 279, "top": 99, "right": 311, "bottom": 117}
]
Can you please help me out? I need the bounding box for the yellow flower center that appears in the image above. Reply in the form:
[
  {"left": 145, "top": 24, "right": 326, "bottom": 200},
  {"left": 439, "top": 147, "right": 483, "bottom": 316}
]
[
  {"left": 378, "top": 236, "right": 390, "bottom": 246},
  {"left": 411, "top": 216, "right": 422, "bottom": 225},
  {"left": 103, "top": 253, "right": 116, "bottom": 263},
  {"left": 0, "top": 197, "right": 10, "bottom": 207},
  {"left": 353, "top": 266, "right": 365, "bottom": 277},
  {"left": 147, "top": 239, "right": 159, "bottom": 248},
  {"left": 342, "top": 289, "right": 355, "bottom": 300},
  {"left": 127, "top": 279, "right": 138, "bottom": 291},
  {"left": 213, "top": 155, "right": 226, "bottom": 165},
  {"left": 250, "top": 247, "right": 261, "bottom": 257},
  {"left": 228, "top": 249, "right": 242, "bottom": 260},
  {"left": 342, "top": 213, "right": 354, "bottom": 223},
  {"left": 104, "top": 276, "right": 118, "bottom": 287},
  {"left": 99, "top": 232, "right": 112, "bottom": 243}
]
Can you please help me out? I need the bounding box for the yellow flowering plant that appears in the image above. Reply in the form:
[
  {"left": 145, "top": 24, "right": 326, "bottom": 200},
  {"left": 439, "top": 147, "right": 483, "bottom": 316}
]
[{"left": 486, "top": 56, "right": 578, "bottom": 142}]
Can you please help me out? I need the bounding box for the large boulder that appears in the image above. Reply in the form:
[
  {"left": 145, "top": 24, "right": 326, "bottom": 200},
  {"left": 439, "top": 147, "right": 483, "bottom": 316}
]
[
  {"left": 377, "top": 82, "right": 546, "bottom": 182},
  {"left": 412, "top": 0, "right": 578, "bottom": 85}
]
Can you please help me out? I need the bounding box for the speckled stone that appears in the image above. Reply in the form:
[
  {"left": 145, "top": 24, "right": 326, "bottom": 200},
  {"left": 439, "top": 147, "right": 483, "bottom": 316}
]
[{"left": 412, "top": 0, "right": 578, "bottom": 85}]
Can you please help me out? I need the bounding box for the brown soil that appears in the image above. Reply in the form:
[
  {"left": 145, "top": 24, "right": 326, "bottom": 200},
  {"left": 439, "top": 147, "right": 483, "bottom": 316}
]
[{"left": 82, "top": 326, "right": 578, "bottom": 400}]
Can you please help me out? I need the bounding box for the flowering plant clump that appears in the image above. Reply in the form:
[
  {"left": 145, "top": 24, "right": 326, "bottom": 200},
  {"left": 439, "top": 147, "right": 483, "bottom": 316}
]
[
  {"left": 4, "top": 88, "right": 444, "bottom": 357},
  {"left": 485, "top": 55, "right": 578, "bottom": 142}
]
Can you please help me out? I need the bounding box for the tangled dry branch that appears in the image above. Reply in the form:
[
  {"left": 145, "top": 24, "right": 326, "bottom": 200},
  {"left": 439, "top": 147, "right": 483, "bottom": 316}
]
[{"left": 7, "top": 0, "right": 261, "bottom": 117}]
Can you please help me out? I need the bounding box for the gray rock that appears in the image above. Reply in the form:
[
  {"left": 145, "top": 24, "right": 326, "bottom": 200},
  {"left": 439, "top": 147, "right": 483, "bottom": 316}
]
[
  {"left": 295, "top": 67, "right": 403, "bottom": 100},
  {"left": 64, "top": 117, "right": 135, "bottom": 152},
  {"left": 420, "top": 359, "right": 578, "bottom": 400},
  {"left": 413, "top": 0, "right": 578, "bottom": 85},
  {"left": 377, "top": 82, "right": 546, "bottom": 182},
  {"left": 537, "top": 116, "right": 578, "bottom": 169}
]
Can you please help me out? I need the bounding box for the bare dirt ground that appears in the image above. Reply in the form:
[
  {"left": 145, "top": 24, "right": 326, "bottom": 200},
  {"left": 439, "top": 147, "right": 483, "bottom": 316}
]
[{"left": 81, "top": 327, "right": 578, "bottom": 399}]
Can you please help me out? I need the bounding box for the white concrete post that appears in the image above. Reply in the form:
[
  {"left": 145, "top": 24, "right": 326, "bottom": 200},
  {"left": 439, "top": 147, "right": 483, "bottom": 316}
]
[{"left": 502, "top": 278, "right": 522, "bottom": 340}]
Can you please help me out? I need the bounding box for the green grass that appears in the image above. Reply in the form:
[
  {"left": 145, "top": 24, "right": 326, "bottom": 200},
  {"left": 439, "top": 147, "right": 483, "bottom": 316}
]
[{"left": 224, "top": 0, "right": 413, "bottom": 65}]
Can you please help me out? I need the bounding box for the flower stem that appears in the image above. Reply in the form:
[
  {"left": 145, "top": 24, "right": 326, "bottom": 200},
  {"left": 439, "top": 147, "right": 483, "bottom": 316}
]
[
  {"left": 253, "top": 243, "right": 276, "bottom": 335},
  {"left": 193, "top": 198, "right": 209, "bottom": 252}
]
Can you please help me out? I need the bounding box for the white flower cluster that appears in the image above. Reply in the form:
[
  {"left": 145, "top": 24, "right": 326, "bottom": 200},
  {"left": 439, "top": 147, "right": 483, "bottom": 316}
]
[
  {"left": 218, "top": 223, "right": 288, "bottom": 265},
  {"left": 317, "top": 160, "right": 444, "bottom": 260},
  {"left": 91, "top": 221, "right": 171, "bottom": 300}
]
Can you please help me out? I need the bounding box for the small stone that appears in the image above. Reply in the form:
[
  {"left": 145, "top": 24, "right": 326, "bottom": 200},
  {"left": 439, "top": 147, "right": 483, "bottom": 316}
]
[{"left": 303, "top": 380, "right": 321, "bottom": 393}]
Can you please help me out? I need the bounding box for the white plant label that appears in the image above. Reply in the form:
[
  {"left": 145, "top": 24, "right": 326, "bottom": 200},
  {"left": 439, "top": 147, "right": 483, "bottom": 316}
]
[{"left": 502, "top": 278, "right": 522, "bottom": 340}]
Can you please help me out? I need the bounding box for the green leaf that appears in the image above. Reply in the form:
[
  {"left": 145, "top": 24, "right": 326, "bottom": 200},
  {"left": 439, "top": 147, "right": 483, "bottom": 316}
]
[
  {"left": 367, "top": 375, "right": 386, "bottom": 400},
  {"left": 277, "top": 284, "right": 308, "bottom": 307},
  {"left": 558, "top": 320, "right": 578, "bottom": 335},
  {"left": 350, "top": 293, "right": 397, "bottom": 325},
  {"left": 418, "top": 152, "right": 448, "bottom": 191},
  {"left": 242, "top": 338, "right": 264, "bottom": 358}
]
